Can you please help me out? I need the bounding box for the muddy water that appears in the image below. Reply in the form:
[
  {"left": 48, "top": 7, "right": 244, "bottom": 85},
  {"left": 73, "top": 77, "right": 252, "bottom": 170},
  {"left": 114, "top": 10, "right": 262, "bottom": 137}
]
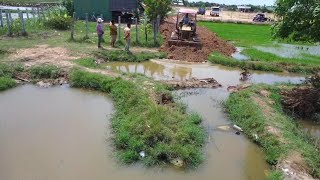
[
  {"left": 255, "top": 44, "right": 320, "bottom": 58},
  {"left": 0, "top": 60, "right": 305, "bottom": 180},
  {"left": 0, "top": 85, "right": 269, "bottom": 180},
  {"left": 104, "top": 59, "right": 304, "bottom": 86},
  {"left": 298, "top": 120, "right": 320, "bottom": 138},
  {"left": 232, "top": 47, "right": 249, "bottom": 60}
]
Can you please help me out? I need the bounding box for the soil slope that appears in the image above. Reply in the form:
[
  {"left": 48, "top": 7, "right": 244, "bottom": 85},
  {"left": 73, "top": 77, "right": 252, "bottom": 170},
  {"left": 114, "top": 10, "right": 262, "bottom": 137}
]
[{"left": 160, "top": 17, "right": 236, "bottom": 62}]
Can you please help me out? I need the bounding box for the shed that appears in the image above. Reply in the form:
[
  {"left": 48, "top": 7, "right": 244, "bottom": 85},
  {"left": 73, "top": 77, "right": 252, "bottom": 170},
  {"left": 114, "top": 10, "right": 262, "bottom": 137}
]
[
  {"left": 237, "top": 5, "right": 251, "bottom": 13},
  {"left": 74, "top": 0, "right": 138, "bottom": 20}
]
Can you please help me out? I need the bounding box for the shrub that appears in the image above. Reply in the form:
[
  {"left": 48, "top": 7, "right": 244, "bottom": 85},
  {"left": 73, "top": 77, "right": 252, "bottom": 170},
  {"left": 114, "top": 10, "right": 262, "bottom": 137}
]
[{"left": 44, "top": 6, "right": 72, "bottom": 30}]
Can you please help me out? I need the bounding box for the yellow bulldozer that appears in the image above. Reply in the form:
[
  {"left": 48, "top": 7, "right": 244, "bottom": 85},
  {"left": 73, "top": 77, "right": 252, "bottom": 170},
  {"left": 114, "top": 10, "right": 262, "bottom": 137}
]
[{"left": 168, "top": 9, "right": 202, "bottom": 48}]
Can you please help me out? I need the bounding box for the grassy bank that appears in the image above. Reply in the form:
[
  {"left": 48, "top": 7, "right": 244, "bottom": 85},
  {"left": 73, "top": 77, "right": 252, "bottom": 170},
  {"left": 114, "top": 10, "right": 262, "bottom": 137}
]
[
  {"left": 225, "top": 84, "right": 320, "bottom": 179},
  {"left": 94, "top": 50, "right": 166, "bottom": 62},
  {"left": 208, "top": 52, "right": 320, "bottom": 74},
  {"left": 69, "top": 69, "right": 205, "bottom": 168}
]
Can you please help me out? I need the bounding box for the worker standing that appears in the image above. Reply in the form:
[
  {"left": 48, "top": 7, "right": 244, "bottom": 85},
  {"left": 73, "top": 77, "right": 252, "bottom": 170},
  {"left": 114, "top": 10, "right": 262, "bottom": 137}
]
[
  {"left": 124, "top": 23, "right": 131, "bottom": 52},
  {"left": 109, "top": 20, "right": 117, "bottom": 48},
  {"left": 96, "top": 18, "right": 104, "bottom": 48}
]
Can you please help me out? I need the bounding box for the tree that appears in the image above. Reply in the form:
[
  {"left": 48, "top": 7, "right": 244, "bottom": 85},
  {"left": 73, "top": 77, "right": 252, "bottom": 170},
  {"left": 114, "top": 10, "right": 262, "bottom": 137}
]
[
  {"left": 273, "top": 0, "right": 320, "bottom": 42},
  {"left": 144, "top": 0, "right": 172, "bottom": 21}
]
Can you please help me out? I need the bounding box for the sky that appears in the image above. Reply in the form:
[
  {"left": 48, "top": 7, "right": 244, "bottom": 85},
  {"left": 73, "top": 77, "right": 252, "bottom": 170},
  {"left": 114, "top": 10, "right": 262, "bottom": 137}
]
[{"left": 189, "top": 0, "right": 276, "bottom": 6}]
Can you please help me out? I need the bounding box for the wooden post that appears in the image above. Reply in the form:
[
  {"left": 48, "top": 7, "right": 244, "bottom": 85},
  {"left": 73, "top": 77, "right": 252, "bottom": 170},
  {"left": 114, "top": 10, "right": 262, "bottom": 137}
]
[
  {"left": 32, "top": 8, "right": 35, "bottom": 18},
  {"left": 71, "top": 12, "right": 76, "bottom": 40},
  {"left": 144, "top": 18, "right": 147, "bottom": 42},
  {"left": 0, "top": 9, "right": 3, "bottom": 28},
  {"left": 19, "top": 9, "right": 27, "bottom": 36},
  {"left": 37, "top": 7, "right": 40, "bottom": 20},
  {"left": 26, "top": 10, "right": 29, "bottom": 19},
  {"left": 85, "top": 13, "right": 89, "bottom": 39},
  {"left": 8, "top": 11, "right": 12, "bottom": 22},
  {"left": 153, "top": 20, "right": 156, "bottom": 44},
  {"left": 135, "top": 18, "right": 138, "bottom": 43},
  {"left": 118, "top": 16, "right": 121, "bottom": 42},
  {"left": 5, "top": 12, "right": 12, "bottom": 36}
]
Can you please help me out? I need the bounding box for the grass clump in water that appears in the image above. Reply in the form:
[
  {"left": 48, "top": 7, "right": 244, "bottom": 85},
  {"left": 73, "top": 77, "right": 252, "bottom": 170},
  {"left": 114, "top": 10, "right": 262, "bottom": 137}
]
[
  {"left": 208, "top": 52, "right": 283, "bottom": 72},
  {"left": 69, "top": 69, "right": 205, "bottom": 168},
  {"left": 74, "top": 58, "right": 98, "bottom": 68},
  {"left": 225, "top": 84, "right": 320, "bottom": 178},
  {"left": 29, "top": 65, "right": 61, "bottom": 79},
  {"left": 94, "top": 50, "right": 167, "bottom": 62},
  {"left": 0, "top": 77, "right": 16, "bottom": 91}
]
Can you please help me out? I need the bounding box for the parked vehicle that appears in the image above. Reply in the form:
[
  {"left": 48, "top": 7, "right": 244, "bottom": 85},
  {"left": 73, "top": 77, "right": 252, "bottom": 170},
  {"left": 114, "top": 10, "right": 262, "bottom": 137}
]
[
  {"left": 210, "top": 6, "right": 220, "bottom": 17},
  {"left": 253, "top": 13, "right": 268, "bottom": 22},
  {"left": 197, "top": 7, "right": 206, "bottom": 15}
]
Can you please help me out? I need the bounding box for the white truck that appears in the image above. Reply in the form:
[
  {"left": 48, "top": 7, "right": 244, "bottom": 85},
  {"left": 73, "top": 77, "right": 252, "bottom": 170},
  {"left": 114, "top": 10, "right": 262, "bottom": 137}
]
[{"left": 210, "top": 6, "right": 220, "bottom": 17}]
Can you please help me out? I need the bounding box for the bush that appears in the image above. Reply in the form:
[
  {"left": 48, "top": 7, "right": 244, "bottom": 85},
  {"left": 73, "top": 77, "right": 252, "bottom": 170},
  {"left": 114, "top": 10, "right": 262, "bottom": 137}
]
[
  {"left": 273, "top": 0, "right": 320, "bottom": 42},
  {"left": 44, "top": 6, "right": 72, "bottom": 30},
  {"left": 29, "top": 65, "right": 61, "bottom": 79}
]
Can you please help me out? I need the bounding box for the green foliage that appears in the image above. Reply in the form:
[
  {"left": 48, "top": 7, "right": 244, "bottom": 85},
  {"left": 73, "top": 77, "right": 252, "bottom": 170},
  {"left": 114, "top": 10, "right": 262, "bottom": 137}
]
[
  {"left": 273, "top": 0, "right": 320, "bottom": 42},
  {"left": 94, "top": 50, "right": 166, "bottom": 62},
  {"left": 144, "top": 0, "right": 172, "bottom": 20},
  {"left": 0, "top": 63, "right": 24, "bottom": 77},
  {"left": 69, "top": 69, "right": 205, "bottom": 168},
  {"left": 62, "top": 0, "right": 74, "bottom": 16},
  {"left": 74, "top": 58, "right": 98, "bottom": 68},
  {"left": 0, "top": 77, "right": 16, "bottom": 91},
  {"left": 44, "top": 6, "right": 72, "bottom": 30},
  {"left": 29, "top": 65, "right": 61, "bottom": 79},
  {"left": 268, "top": 171, "right": 284, "bottom": 180}
]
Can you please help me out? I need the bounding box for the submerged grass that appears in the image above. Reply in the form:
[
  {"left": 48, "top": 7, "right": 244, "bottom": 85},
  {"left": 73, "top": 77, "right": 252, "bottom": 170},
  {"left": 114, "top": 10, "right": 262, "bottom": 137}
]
[
  {"left": 208, "top": 52, "right": 283, "bottom": 72},
  {"left": 94, "top": 50, "right": 167, "bottom": 62},
  {"left": 209, "top": 52, "right": 320, "bottom": 74},
  {"left": 225, "top": 84, "right": 320, "bottom": 178},
  {"left": 69, "top": 69, "right": 205, "bottom": 168}
]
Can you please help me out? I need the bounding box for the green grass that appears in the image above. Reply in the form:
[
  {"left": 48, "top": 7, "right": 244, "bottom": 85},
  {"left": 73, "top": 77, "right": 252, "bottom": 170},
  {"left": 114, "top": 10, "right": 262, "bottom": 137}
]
[
  {"left": 29, "top": 65, "right": 61, "bottom": 79},
  {"left": 69, "top": 69, "right": 205, "bottom": 168},
  {"left": 199, "top": 22, "right": 272, "bottom": 47},
  {"left": 225, "top": 84, "right": 320, "bottom": 178},
  {"left": 94, "top": 50, "right": 167, "bottom": 62},
  {"left": 243, "top": 49, "right": 320, "bottom": 66},
  {"left": 208, "top": 52, "right": 283, "bottom": 72},
  {"left": 208, "top": 52, "right": 320, "bottom": 74},
  {"left": 74, "top": 58, "right": 98, "bottom": 68},
  {"left": 0, "top": 77, "right": 16, "bottom": 91}
]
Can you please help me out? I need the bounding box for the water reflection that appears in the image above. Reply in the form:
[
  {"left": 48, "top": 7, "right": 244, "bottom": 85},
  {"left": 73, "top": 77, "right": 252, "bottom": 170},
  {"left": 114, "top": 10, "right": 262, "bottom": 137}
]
[{"left": 104, "top": 59, "right": 304, "bottom": 86}]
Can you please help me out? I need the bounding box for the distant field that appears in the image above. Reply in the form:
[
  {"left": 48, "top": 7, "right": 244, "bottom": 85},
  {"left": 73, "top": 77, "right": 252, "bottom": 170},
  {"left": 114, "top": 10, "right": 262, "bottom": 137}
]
[
  {"left": 0, "top": 0, "right": 60, "bottom": 5},
  {"left": 199, "top": 22, "right": 272, "bottom": 47}
]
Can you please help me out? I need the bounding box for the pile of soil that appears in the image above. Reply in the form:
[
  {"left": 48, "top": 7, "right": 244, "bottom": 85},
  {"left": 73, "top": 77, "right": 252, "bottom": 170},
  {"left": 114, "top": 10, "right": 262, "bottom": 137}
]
[{"left": 159, "top": 17, "right": 236, "bottom": 62}]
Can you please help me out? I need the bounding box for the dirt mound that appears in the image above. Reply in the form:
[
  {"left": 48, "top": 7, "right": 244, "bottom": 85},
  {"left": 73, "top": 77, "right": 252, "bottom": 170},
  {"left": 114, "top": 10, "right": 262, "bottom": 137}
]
[
  {"left": 10, "top": 45, "right": 79, "bottom": 67},
  {"left": 159, "top": 17, "right": 236, "bottom": 62}
]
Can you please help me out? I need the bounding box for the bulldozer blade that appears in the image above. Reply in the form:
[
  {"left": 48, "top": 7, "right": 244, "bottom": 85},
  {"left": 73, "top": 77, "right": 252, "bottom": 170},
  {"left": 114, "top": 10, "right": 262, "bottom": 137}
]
[{"left": 168, "top": 39, "right": 202, "bottom": 48}]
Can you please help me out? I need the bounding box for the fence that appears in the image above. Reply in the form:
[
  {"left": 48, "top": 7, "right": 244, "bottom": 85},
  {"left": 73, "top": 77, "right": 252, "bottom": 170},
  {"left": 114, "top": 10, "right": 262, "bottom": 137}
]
[
  {"left": 69, "top": 12, "right": 162, "bottom": 47},
  {"left": 0, "top": 7, "right": 44, "bottom": 36}
]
